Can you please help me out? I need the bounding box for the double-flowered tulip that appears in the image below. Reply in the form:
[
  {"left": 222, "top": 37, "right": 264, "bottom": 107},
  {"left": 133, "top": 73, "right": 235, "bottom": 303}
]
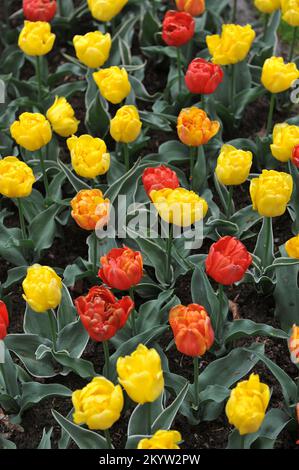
[
  {"left": 75, "top": 286, "right": 134, "bottom": 342},
  {"left": 176, "top": 0, "right": 205, "bottom": 16},
  {"left": 281, "top": 0, "right": 299, "bottom": 26},
  {"left": 18, "top": 21, "right": 55, "bottom": 56},
  {"left": 286, "top": 234, "right": 299, "bottom": 259},
  {"left": 206, "top": 24, "right": 256, "bottom": 65},
  {"left": 185, "top": 58, "right": 224, "bottom": 95},
  {"left": 72, "top": 376, "right": 124, "bottom": 430},
  {"left": 0, "top": 157, "right": 35, "bottom": 198},
  {"left": 0, "top": 301, "right": 9, "bottom": 340},
  {"left": 206, "top": 236, "right": 252, "bottom": 285},
  {"left": 93, "top": 67, "right": 131, "bottom": 105},
  {"left": 67, "top": 135, "right": 110, "bottom": 179},
  {"left": 262, "top": 57, "right": 299, "bottom": 94},
  {"left": 110, "top": 106, "right": 142, "bottom": 143},
  {"left": 71, "top": 189, "right": 110, "bottom": 231},
  {"left": 162, "top": 10, "right": 195, "bottom": 47},
  {"left": 22, "top": 265, "right": 62, "bottom": 313},
  {"left": 250, "top": 170, "right": 293, "bottom": 217},
  {"left": 254, "top": 0, "right": 281, "bottom": 13},
  {"left": 150, "top": 187, "right": 208, "bottom": 227},
  {"left": 215, "top": 145, "right": 253, "bottom": 186},
  {"left": 289, "top": 324, "right": 299, "bottom": 364},
  {"left": 271, "top": 123, "right": 299, "bottom": 162},
  {"left": 10, "top": 112, "right": 52, "bottom": 151},
  {"left": 142, "top": 166, "right": 180, "bottom": 196},
  {"left": 46, "top": 97, "right": 79, "bottom": 138},
  {"left": 177, "top": 107, "right": 220, "bottom": 147},
  {"left": 23, "top": 0, "right": 57, "bottom": 22},
  {"left": 169, "top": 304, "right": 214, "bottom": 357},
  {"left": 87, "top": 0, "right": 128, "bottom": 22},
  {"left": 225, "top": 374, "right": 270, "bottom": 435},
  {"left": 73, "top": 31, "right": 111, "bottom": 68},
  {"left": 117, "top": 344, "right": 164, "bottom": 404},
  {"left": 99, "top": 247, "right": 143, "bottom": 291},
  {"left": 138, "top": 430, "right": 182, "bottom": 450}
]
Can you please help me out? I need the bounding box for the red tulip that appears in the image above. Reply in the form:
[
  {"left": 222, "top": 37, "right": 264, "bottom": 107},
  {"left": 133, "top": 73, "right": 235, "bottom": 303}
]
[
  {"left": 142, "top": 166, "right": 180, "bottom": 196},
  {"left": 169, "top": 304, "right": 214, "bottom": 357},
  {"left": 99, "top": 246, "right": 143, "bottom": 291},
  {"left": 75, "top": 286, "right": 134, "bottom": 342},
  {"left": 185, "top": 58, "right": 224, "bottom": 95},
  {"left": 205, "top": 236, "right": 252, "bottom": 285},
  {"left": 292, "top": 145, "right": 299, "bottom": 168},
  {"left": 0, "top": 301, "right": 9, "bottom": 340},
  {"left": 23, "top": 0, "right": 57, "bottom": 22},
  {"left": 162, "top": 10, "right": 195, "bottom": 47}
]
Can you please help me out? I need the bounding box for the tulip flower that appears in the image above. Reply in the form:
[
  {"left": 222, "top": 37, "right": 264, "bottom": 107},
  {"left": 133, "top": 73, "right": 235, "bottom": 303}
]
[
  {"left": 169, "top": 303, "right": 214, "bottom": 409},
  {"left": 292, "top": 145, "right": 299, "bottom": 168},
  {"left": 23, "top": 0, "right": 57, "bottom": 22},
  {"left": 73, "top": 31, "right": 111, "bottom": 69},
  {"left": 254, "top": 0, "right": 280, "bottom": 13},
  {"left": 270, "top": 123, "right": 299, "bottom": 162},
  {"left": 46, "top": 97, "right": 79, "bottom": 138},
  {"left": 93, "top": 67, "right": 131, "bottom": 105},
  {"left": 289, "top": 325, "right": 299, "bottom": 364},
  {"left": 0, "top": 301, "right": 9, "bottom": 340},
  {"left": 138, "top": 430, "right": 182, "bottom": 449},
  {"left": 162, "top": 10, "right": 195, "bottom": 91},
  {"left": 176, "top": 0, "right": 205, "bottom": 16},
  {"left": 0, "top": 156, "right": 36, "bottom": 241},
  {"left": 67, "top": 135, "right": 110, "bottom": 179},
  {"left": 142, "top": 166, "right": 180, "bottom": 196},
  {"left": 72, "top": 376, "right": 124, "bottom": 448},
  {"left": 177, "top": 107, "right": 220, "bottom": 188},
  {"left": 185, "top": 58, "right": 224, "bottom": 97},
  {"left": 286, "top": 235, "right": 299, "bottom": 259},
  {"left": 87, "top": 0, "right": 128, "bottom": 22},
  {"left": 22, "top": 265, "right": 62, "bottom": 313},
  {"left": 281, "top": 0, "right": 299, "bottom": 59},
  {"left": 225, "top": 374, "right": 270, "bottom": 437}
]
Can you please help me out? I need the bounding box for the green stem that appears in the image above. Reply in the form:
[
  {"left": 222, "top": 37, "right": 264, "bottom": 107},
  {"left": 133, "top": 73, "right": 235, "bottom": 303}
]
[
  {"left": 289, "top": 27, "right": 298, "bottom": 62},
  {"left": 147, "top": 402, "right": 152, "bottom": 435},
  {"left": 103, "top": 340, "right": 110, "bottom": 380},
  {"left": 47, "top": 310, "right": 57, "bottom": 348},
  {"left": 123, "top": 143, "right": 130, "bottom": 172},
  {"left": 17, "top": 198, "right": 27, "bottom": 240},
  {"left": 216, "top": 284, "right": 224, "bottom": 341},
  {"left": 201, "top": 94, "right": 205, "bottom": 111},
  {"left": 129, "top": 287, "right": 137, "bottom": 336},
  {"left": 230, "top": 64, "right": 236, "bottom": 109},
  {"left": 176, "top": 47, "right": 182, "bottom": 93},
  {"left": 261, "top": 216, "right": 272, "bottom": 269},
  {"left": 226, "top": 186, "right": 234, "bottom": 219},
  {"left": 93, "top": 234, "right": 98, "bottom": 273},
  {"left": 193, "top": 356, "right": 199, "bottom": 410},
  {"left": 266, "top": 93, "right": 276, "bottom": 136},
  {"left": 166, "top": 224, "right": 173, "bottom": 283},
  {"left": 189, "top": 146, "right": 197, "bottom": 189},
  {"left": 104, "top": 429, "right": 112, "bottom": 449},
  {"left": 39, "top": 148, "right": 49, "bottom": 198},
  {"left": 232, "top": 0, "right": 237, "bottom": 22},
  {"left": 263, "top": 13, "right": 269, "bottom": 39},
  {"left": 36, "top": 56, "right": 42, "bottom": 103}
]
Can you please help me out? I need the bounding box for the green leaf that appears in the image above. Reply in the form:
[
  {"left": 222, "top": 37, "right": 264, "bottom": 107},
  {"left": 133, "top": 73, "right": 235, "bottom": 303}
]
[
  {"left": 37, "top": 428, "right": 53, "bottom": 449},
  {"left": 28, "top": 203, "right": 61, "bottom": 254},
  {"left": 254, "top": 217, "right": 274, "bottom": 269},
  {"left": 151, "top": 382, "right": 189, "bottom": 433},
  {"left": 58, "top": 159, "right": 91, "bottom": 192},
  {"left": 18, "top": 382, "right": 72, "bottom": 416},
  {"left": 223, "top": 320, "right": 288, "bottom": 344},
  {"left": 128, "top": 394, "right": 164, "bottom": 437}
]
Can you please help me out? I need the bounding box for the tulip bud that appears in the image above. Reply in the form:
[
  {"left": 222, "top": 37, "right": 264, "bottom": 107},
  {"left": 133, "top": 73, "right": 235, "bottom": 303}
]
[
  {"left": 23, "top": 0, "right": 57, "bottom": 22},
  {"left": 138, "top": 430, "right": 182, "bottom": 449},
  {"left": 177, "top": 107, "right": 220, "bottom": 146},
  {"left": 0, "top": 301, "right": 9, "bottom": 340},
  {"left": 0, "top": 157, "right": 35, "bottom": 198},
  {"left": 110, "top": 106, "right": 142, "bottom": 144},
  {"left": 87, "top": 0, "right": 128, "bottom": 22},
  {"left": 67, "top": 135, "right": 110, "bottom": 179},
  {"left": 71, "top": 189, "right": 110, "bottom": 231},
  {"left": 73, "top": 31, "right": 111, "bottom": 69},
  {"left": 93, "top": 67, "right": 131, "bottom": 105},
  {"left": 271, "top": 123, "right": 299, "bottom": 162},
  {"left": 286, "top": 234, "right": 299, "bottom": 259},
  {"left": 176, "top": 0, "right": 205, "bottom": 16},
  {"left": 46, "top": 97, "right": 79, "bottom": 138},
  {"left": 162, "top": 10, "right": 195, "bottom": 47},
  {"left": 142, "top": 166, "right": 180, "bottom": 195},
  {"left": 206, "top": 24, "right": 255, "bottom": 65},
  {"left": 281, "top": 0, "right": 299, "bottom": 27},
  {"left": 261, "top": 57, "right": 299, "bottom": 94},
  {"left": 250, "top": 170, "right": 293, "bottom": 217},
  {"left": 10, "top": 112, "right": 52, "bottom": 152},
  {"left": 215, "top": 144, "right": 253, "bottom": 186},
  {"left": 99, "top": 247, "right": 143, "bottom": 290},
  {"left": 292, "top": 145, "right": 299, "bottom": 168},
  {"left": 18, "top": 21, "right": 56, "bottom": 56},
  {"left": 22, "top": 265, "right": 62, "bottom": 313},
  {"left": 185, "top": 58, "right": 224, "bottom": 95}
]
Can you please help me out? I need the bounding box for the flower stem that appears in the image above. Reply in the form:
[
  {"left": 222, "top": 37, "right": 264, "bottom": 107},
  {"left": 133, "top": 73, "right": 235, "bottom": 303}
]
[
  {"left": 266, "top": 93, "right": 276, "bottom": 136},
  {"left": 104, "top": 429, "right": 112, "bottom": 449},
  {"left": 263, "top": 13, "right": 269, "bottom": 39},
  {"left": 103, "top": 340, "right": 110, "bottom": 380},
  {"left": 226, "top": 186, "right": 234, "bottom": 219},
  {"left": 47, "top": 310, "right": 57, "bottom": 348},
  {"left": 123, "top": 143, "right": 130, "bottom": 172},
  {"left": 230, "top": 64, "right": 236, "bottom": 109},
  {"left": 36, "top": 56, "right": 42, "bottom": 103},
  {"left": 147, "top": 402, "right": 152, "bottom": 435},
  {"left": 216, "top": 283, "right": 224, "bottom": 341},
  {"left": 261, "top": 216, "right": 272, "bottom": 269},
  {"left": 289, "top": 27, "right": 298, "bottom": 62},
  {"left": 17, "top": 198, "right": 27, "bottom": 240},
  {"left": 39, "top": 148, "right": 49, "bottom": 199},
  {"left": 93, "top": 234, "right": 98, "bottom": 273},
  {"left": 193, "top": 356, "right": 199, "bottom": 410},
  {"left": 176, "top": 47, "right": 182, "bottom": 93},
  {"left": 129, "top": 287, "right": 137, "bottom": 336},
  {"left": 189, "top": 146, "right": 197, "bottom": 189},
  {"left": 166, "top": 224, "right": 173, "bottom": 283},
  {"left": 232, "top": 0, "right": 237, "bottom": 22}
]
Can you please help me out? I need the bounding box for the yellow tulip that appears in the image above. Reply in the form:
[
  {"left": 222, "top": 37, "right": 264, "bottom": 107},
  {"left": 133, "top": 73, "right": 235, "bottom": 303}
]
[
  {"left": 72, "top": 377, "right": 124, "bottom": 431},
  {"left": 254, "top": 0, "right": 281, "bottom": 13},
  {"left": 10, "top": 112, "right": 52, "bottom": 151},
  {"left": 177, "top": 107, "right": 220, "bottom": 147},
  {"left": 271, "top": 123, "right": 299, "bottom": 162},
  {"left": 46, "top": 97, "right": 79, "bottom": 138},
  {"left": 117, "top": 344, "right": 164, "bottom": 404},
  {"left": 225, "top": 374, "right": 270, "bottom": 435},
  {"left": 0, "top": 157, "right": 35, "bottom": 198},
  {"left": 150, "top": 187, "right": 208, "bottom": 227},
  {"left": 93, "top": 67, "right": 131, "bottom": 105},
  {"left": 73, "top": 31, "right": 111, "bottom": 68},
  {"left": 206, "top": 24, "right": 256, "bottom": 65},
  {"left": 261, "top": 57, "right": 299, "bottom": 94},
  {"left": 286, "top": 234, "right": 299, "bottom": 258},
  {"left": 87, "top": 0, "right": 128, "bottom": 22},
  {"left": 18, "top": 21, "right": 55, "bottom": 56},
  {"left": 137, "top": 430, "right": 182, "bottom": 450},
  {"left": 215, "top": 145, "right": 253, "bottom": 186},
  {"left": 67, "top": 135, "right": 110, "bottom": 179},
  {"left": 110, "top": 106, "right": 142, "bottom": 143},
  {"left": 250, "top": 170, "right": 293, "bottom": 217},
  {"left": 22, "top": 265, "right": 62, "bottom": 313},
  {"left": 281, "top": 0, "right": 299, "bottom": 27}
]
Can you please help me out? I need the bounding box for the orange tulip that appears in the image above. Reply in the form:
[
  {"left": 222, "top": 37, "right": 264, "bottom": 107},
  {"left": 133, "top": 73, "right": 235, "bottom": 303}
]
[
  {"left": 169, "top": 304, "right": 214, "bottom": 356},
  {"left": 177, "top": 107, "right": 220, "bottom": 147},
  {"left": 289, "top": 324, "right": 299, "bottom": 365},
  {"left": 71, "top": 189, "right": 109, "bottom": 231},
  {"left": 176, "top": 0, "right": 205, "bottom": 16},
  {"left": 99, "top": 246, "right": 143, "bottom": 290}
]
